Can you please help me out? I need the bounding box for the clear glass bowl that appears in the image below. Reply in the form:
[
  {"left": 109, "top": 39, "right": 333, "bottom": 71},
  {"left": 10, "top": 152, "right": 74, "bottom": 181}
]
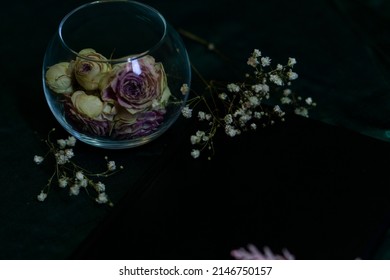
[{"left": 42, "top": 0, "right": 191, "bottom": 149}]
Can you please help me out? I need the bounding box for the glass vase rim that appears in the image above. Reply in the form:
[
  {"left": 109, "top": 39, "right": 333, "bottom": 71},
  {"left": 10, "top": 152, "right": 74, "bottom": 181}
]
[{"left": 58, "top": 0, "right": 168, "bottom": 63}]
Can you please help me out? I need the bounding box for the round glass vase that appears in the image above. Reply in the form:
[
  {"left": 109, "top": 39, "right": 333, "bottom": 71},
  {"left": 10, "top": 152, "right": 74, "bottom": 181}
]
[{"left": 42, "top": 0, "right": 191, "bottom": 149}]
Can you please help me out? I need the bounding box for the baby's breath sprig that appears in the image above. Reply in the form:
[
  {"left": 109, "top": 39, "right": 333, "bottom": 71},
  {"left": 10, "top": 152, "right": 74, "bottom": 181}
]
[
  {"left": 180, "top": 34, "right": 316, "bottom": 159},
  {"left": 33, "top": 128, "right": 124, "bottom": 206}
]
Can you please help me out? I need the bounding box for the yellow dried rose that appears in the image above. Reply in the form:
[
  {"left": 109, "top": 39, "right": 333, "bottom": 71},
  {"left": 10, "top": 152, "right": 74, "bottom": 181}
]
[
  {"left": 71, "top": 90, "right": 104, "bottom": 118},
  {"left": 72, "top": 48, "right": 111, "bottom": 91},
  {"left": 45, "top": 62, "right": 73, "bottom": 94}
]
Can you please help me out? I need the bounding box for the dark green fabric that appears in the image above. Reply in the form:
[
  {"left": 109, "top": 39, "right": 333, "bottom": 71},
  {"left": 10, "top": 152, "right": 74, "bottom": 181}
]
[{"left": 1, "top": 0, "right": 390, "bottom": 259}]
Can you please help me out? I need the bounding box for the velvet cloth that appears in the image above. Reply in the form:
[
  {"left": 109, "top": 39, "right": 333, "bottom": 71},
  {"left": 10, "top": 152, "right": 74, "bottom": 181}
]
[{"left": 1, "top": 0, "right": 390, "bottom": 259}]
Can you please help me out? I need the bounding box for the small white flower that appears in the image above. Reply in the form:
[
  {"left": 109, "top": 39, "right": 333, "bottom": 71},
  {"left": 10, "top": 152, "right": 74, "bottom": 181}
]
[
  {"left": 276, "top": 64, "right": 283, "bottom": 70},
  {"left": 252, "top": 84, "right": 269, "bottom": 96},
  {"left": 33, "top": 155, "right": 44, "bottom": 164},
  {"left": 37, "top": 191, "right": 47, "bottom": 202},
  {"left": 252, "top": 49, "right": 261, "bottom": 57},
  {"left": 294, "top": 107, "right": 309, "bottom": 118},
  {"left": 248, "top": 96, "right": 260, "bottom": 106},
  {"left": 239, "top": 114, "right": 252, "bottom": 126},
  {"left": 69, "top": 184, "right": 80, "bottom": 196},
  {"left": 180, "top": 83, "right": 189, "bottom": 95},
  {"left": 273, "top": 105, "right": 285, "bottom": 117},
  {"left": 224, "top": 114, "right": 233, "bottom": 125},
  {"left": 66, "top": 136, "right": 77, "bottom": 147},
  {"left": 281, "top": 96, "right": 292, "bottom": 104},
  {"left": 225, "top": 125, "right": 240, "bottom": 137},
  {"left": 58, "top": 177, "right": 68, "bottom": 188},
  {"left": 55, "top": 152, "right": 68, "bottom": 165},
  {"left": 288, "top": 57, "right": 297, "bottom": 67},
  {"left": 79, "top": 179, "right": 88, "bottom": 188},
  {"left": 305, "top": 97, "right": 313, "bottom": 105},
  {"left": 191, "top": 149, "right": 200, "bottom": 159},
  {"left": 196, "top": 131, "right": 206, "bottom": 138},
  {"left": 227, "top": 83, "right": 240, "bottom": 93},
  {"left": 107, "top": 161, "right": 116, "bottom": 171},
  {"left": 64, "top": 149, "right": 74, "bottom": 159},
  {"left": 247, "top": 56, "right": 258, "bottom": 67},
  {"left": 190, "top": 135, "right": 200, "bottom": 145},
  {"left": 233, "top": 108, "right": 244, "bottom": 117},
  {"left": 218, "top": 92, "right": 227, "bottom": 100},
  {"left": 269, "top": 74, "right": 283, "bottom": 86},
  {"left": 198, "top": 111, "right": 207, "bottom": 120},
  {"left": 260, "top": 57, "right": 271, "bottom": 67},
  {"left": 57, "top": 139, "right": 67, "bottom": 149},
  {"left": 254, "top": 112, "right": 262, "bottom": 119},
  {"left": 252, "top": 84, "right": 262, "bottom": 93},
  {"left": 181, "top": 106, "right": 192, "bottom": 118},
  {"left": 250, "top": 123, "right": 257, "bottom": 130},
  {"left": 287, "top": 70, "right": 298, "bottom": 80},
  {"left": 96, "top": 192, "right": 109, "bottom": 204},
  {"left": 95, "top": 182, "right": 105, "bottom": 192},
  {"left": 261, "top": 84, "right": 270, "bottom": 93},
  {"left": 76, "top": 171, "right": 84, "bottom": 180}
]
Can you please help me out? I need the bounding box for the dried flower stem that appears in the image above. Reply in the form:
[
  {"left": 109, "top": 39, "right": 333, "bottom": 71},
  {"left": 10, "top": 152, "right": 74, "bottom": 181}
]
[
  {"left": 178, "top": 29, "right": 231, "bottom": 63},
  {"left": 179, "top": 30, "right": 316, "bottom": 159},
  {"left": 34, "top": 128, "right": 124, "bottom": 206}
]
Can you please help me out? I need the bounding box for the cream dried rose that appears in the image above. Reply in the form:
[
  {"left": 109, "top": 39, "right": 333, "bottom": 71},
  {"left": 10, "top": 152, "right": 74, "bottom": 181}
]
[
  {"left": 71, "top": 90, "right": 104, "bottom": 118},
  {"left": 45, "top": 62, "right": 73, "bottom": 94},
  {"left": 72, "top": 48, "right": 111, "bottom": 91}
]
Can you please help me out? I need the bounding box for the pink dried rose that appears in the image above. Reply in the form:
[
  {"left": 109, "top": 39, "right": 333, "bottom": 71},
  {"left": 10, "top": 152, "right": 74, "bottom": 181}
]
[
  {"left": 101, "top": 55, "right": 171, "bottom": 114},
  {"left": 112, "top": 107, "right": 166, "bottom": 139},
  {"left": 64, "top": 91, "right": 116, "bottom": 136}
]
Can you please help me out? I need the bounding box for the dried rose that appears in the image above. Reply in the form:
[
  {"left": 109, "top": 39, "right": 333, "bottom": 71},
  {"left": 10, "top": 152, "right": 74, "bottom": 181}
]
[
  {"left": 71, "top": 90, "right": 104, "bottom": 118},
  {"left": 45, "top": 62, "right": 73, "bottom": 94},
  {"left": 65, "top": 107, "right": 112, "bottom": 136},
  {"left": 64, "top": 92, "right": 116, "bottom": 136},
  {"left": 102, "top": 55, "right": 171, "bottom": 114},
  {"left": 113, "top": 108, "right": 166, "bottom": 139},
  {"left": 72, "top": 48, "right": 111, "bottom": 91}
]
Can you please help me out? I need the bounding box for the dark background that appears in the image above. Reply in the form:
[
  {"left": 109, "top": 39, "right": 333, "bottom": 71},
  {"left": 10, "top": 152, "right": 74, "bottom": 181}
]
[{"left": 1, "top": 0, "right": 390, "bottom": 260}]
